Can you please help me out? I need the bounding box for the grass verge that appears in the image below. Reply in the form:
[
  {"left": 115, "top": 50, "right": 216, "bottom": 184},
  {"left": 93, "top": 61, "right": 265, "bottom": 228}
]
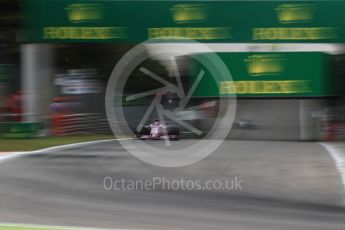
[
  {"left": 0, "top": 135, "right": 115, "bottom": 152},
  {"left": 0, "top": 225, "right": 74, "bottom": 230}
]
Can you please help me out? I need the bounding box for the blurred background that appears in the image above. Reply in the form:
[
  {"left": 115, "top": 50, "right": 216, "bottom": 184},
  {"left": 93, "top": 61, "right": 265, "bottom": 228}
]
[{"left": 2, "top": 0, "right": 345, "bottom": 143}]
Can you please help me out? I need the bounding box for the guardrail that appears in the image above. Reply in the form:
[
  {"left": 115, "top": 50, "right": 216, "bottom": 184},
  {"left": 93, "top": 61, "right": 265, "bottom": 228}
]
[
  {"left": 0, "top": 113, "right": 111, "bottom": 137},
  {"left": 51, "top": 113, "right": 111, "bottom": 136}
]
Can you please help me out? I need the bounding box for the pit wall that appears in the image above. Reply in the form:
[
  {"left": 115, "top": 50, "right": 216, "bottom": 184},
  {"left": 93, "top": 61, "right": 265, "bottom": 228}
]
[{"left": 227, "top": 98, "right": 326, "bottom": 141}]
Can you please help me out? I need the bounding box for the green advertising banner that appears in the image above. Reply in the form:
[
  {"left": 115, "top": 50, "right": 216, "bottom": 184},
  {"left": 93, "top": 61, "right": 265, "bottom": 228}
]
[
  {"left": 23, "top": 0, "right": 345, "bottom": 43},
  {"left": 0, "top": 122, "right": 42, "bottom": 138},
  {"left": 190, "top": 52, "right": 335, "bottom": 97}
]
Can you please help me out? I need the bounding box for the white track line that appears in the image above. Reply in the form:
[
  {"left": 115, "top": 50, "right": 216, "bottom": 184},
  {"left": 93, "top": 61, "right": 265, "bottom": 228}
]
[
  {"left": 0, "top": 222, "right": 143, "bottom": 230},
  {"left": 0, "top": 138, "right": 132, "bottom": 162},
  {"left": 319, "top": 143, "right": 345, "bottom": 190}
]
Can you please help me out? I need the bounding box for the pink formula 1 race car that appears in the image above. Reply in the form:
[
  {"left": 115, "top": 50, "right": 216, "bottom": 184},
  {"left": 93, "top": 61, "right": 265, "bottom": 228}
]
[{"left": 139, "top": 119, "right": 179, "bottom": 140}]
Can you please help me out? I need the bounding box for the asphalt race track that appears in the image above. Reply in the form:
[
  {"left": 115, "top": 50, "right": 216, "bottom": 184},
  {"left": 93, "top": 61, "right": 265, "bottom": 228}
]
[{"left": 0, "top": 140, "right": 344, "bottom": 230}]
